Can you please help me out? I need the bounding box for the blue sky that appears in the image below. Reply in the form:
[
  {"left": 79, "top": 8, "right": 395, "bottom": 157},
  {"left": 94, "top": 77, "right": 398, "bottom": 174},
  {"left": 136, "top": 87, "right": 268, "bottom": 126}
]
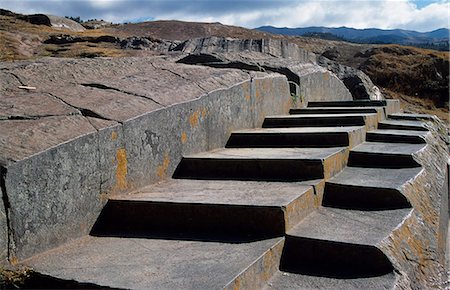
[{"left": 0, "top": 0, "right": 449, "bottom": 32}]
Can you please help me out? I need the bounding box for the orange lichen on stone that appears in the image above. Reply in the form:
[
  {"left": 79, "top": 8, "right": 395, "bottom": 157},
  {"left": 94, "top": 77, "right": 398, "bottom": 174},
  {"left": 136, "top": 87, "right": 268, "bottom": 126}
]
[
  {"left": 189, "top": 111, "right": 200, "bottom": 128},
  {"left": 201, "top": 107, "right": 208, "bottom": 118},
  {"left": 111, "top": 131, "right": 118, "bottom": 141},
  {"left": 323, "top": 72, "right": 330, "bottom": 81},
  {"left": 157, "top": 152, "right": 170, "bottom": 179},
  {"left": 181, "top": 132, "right": 188, "bottom": 144},
  {"left": 115, "top": 148, "right": 128, "bottom": 190}
]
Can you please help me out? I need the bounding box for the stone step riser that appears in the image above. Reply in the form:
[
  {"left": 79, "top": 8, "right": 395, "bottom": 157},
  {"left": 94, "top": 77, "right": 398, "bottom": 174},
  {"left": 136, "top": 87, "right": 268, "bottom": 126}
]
[
  {"left": 226, "top": 132, "right": 351, "bottom": 148},
  {"left": 91, "top": 200, "right": 287, "bottom": 240},
  {"left": 388, "top": 114, "right": 434, "bottom": 121},
  {"left": 322, "top": 183, "right": 411, "bottom": 210},
  {"left": 262, "top": 116, "right": 366, "bottom": 128},
  {"left": 366, "top": 132, "right": 426, "bottom": 144},
  {"left": 348, "top": 151, "right": 421, "bottom": 169},
  {"left": 173, "top": 158, "right": 327, "bottom": 181},
  {"left": 289, "top": 108, "right": 378, "bottom": 115},
  {"left": 280, "top": 236, "right": 393, "bottom": 278},
  {"left": 378, "top": 123, "right": 428, "bottom": 132},
  {"left": 224, "top": 239, "right": 285, "bottom": 290},
  {"left": 308, "top": 100, "right": 387, "bottom": 107}
]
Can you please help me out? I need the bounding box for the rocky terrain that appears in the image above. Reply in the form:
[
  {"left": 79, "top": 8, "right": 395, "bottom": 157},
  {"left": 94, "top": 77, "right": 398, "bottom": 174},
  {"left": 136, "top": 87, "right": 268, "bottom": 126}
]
[{"left": 0, "top": 9, "right": 448, "bottom": 124}]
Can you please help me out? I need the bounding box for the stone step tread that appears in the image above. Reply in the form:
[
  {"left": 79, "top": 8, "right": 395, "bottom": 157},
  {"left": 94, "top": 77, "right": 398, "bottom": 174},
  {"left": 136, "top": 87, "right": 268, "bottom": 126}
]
[
  {"left": 24, "top": 236, "right": 283, "bottom": 289},
  {"left": 266, "top": 113, "right": 377, "bottom": 119},
  {"left": 389, "top": 113, "right": 435, "bottom": 120},
  {"left": 368, "top": 129, "right": 429, "bottom": 137},
  {"left": 327, "top": 166, "right": 422, "bottom": 189},
  {"left": 266, "top": 270, "right": 396, "bottom": 290},
  {"left": 113, "top": 179, "right": 312, "bottom": 207},
  {"left": 287, "top": 207, "right": 411, "bottom": 246},
  {"left": 183, "top": 147, "right": 347, "bottom": 160},
  {"left": 231, "top": 126, "right": 365, "bottom": 134},
  {"left": 352, "top": 142, "right": 426, "bottom": 155},
  {"left": 380, "top": 119, "right": 427, "bottom": 127}
]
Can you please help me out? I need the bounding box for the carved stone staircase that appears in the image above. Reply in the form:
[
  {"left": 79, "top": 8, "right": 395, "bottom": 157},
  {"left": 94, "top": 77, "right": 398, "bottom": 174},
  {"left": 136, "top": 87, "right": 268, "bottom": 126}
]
[{"left": 22, "top": 100, "right": 434, "bottom": 289}]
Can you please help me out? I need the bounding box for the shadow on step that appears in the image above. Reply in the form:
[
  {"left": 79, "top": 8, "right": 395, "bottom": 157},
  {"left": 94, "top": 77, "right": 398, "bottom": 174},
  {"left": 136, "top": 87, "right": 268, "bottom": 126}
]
[
  {"left": 280, "top": 236, "right": 393, "bottom": 279},
  {"left": 90, "top": 200, "right": 284, "bottom": 243},
  {"left": 19, "top": 272, "right": 113, "bottom": 289},
  {"left": 323, "top": 183, "right": 411, "bottom": 210}
]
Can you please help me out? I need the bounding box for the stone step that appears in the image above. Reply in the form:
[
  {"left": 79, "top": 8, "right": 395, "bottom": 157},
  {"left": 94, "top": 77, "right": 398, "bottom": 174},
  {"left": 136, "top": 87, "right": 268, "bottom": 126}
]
[
  {"left": 307, "top": 100, "right": 387, "bottom": 107},
  {"left": 265, "top": 270, "right": 396, "bottom": 290},
  {"left": 323, "top": 166, "right": 422, "bottom": 210},
  {"left": 348, "top": 142, "right": 425, "bottom": 168},
  {"left": 388, "top": 113, "right": 435, "bottom": 121},
  {"left": 366, "top": 129, "right": 428, "bottom": 144},
  {"left": 226, "top": 126, "right": 365, "bottom": 149},
  {"left": 262, "top": 113, "right": 378, "bottom": 130},
  {"left": 173, "top": 147, "right": 348, "bottom": 181},
  {"left": 91, "top": 179, "right": 315, "bottom": 239},
  {"left": 378, "top": 119, "right": 428, "bottom": 131},
  {"left": 24, "top": 235, "right": 284, "bottom": 289},
  {"left": 280, "top": 207, "right": 410, "bottom": 279},
  {"left": 290, "top": 107, "right": 380, "bottom": 115}
]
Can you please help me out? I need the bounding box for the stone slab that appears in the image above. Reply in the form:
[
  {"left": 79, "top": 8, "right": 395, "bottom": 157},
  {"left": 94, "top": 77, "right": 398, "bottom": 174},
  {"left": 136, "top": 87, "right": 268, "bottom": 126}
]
[
  {"left": 0, "top": 115, "right": 96, "bottom": 163},
  {"left": 24, "top": 236, "right": 284, "bottom": 289},
  {"left": 119, "top": 179, "right": 312, "bottom": 207},
  {"left": 226, "top": 126, "right": 366, "bottom": 148},
  {"left": 327, "top": 166, "right": 423, "bottom": 189},
  {"left": 263, "top": 113, "right": 378, "bottom": 130},
  {"left": 367, "top": 129, "right": 429, "bottom": 144},
  {"left": 94, "top": 179, "right": 314, "bottom": 237},
  {"left": 388, "top": 113, "right": 435, "bottom": 121},
  {"left": 288, "top": 207, "right": 411, "bottom": 245},
  {"left": 182, "top": 147, "right": 347, "bottom": 160},
  {"left": 378, "top": 120, "right": 429, "bottom": 131},
  {"left": 352, "top": 142, "right": 426, "bottom": 155}
]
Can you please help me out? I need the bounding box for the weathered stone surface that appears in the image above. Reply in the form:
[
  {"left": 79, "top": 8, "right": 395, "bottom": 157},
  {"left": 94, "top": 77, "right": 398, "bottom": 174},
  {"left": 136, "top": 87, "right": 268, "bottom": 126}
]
[
  {"left": 173, "top": 36, "right": 316, "bottom": 62},
  {"left": 24, "top": 236, "right": 284, "bottom": 289},
  {"left": 5, "top": 131, "right": 102, "bottom": 260},
  {"left": 0, "top": 178, "right": 7, "bottom": 265},
  {"left": 318, "top": 56, "right": 383, "bottom": 101},
  {"left": 378, "top": 119, "right": 449, "bottom": 289},
  {"left": 0, "top": 92, "right": 79, "bottom": 120},
  {"left": 176, "top": 37, "right": 352, "bottom": 103}
]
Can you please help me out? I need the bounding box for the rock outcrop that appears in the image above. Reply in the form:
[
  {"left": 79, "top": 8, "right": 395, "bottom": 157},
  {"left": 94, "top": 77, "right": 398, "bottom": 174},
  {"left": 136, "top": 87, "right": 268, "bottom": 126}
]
[
  {"left": 176, "top": 37, "right": 353, "bottom": 103},
  {"left": 318, "top": 56, "right": 383, "bottom": 100}
]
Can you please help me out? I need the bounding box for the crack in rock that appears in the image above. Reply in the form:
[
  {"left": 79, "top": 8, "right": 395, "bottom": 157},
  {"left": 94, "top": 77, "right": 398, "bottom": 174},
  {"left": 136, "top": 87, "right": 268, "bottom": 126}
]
[
  {"left": 0, "top": 165, "right": 15, "bottom": 263},
  {"left": 80, "top": 83, "right": 164, "bottom": 107},
  {"left": 150, "top": 62, "right": 208, "bottom": 93}
]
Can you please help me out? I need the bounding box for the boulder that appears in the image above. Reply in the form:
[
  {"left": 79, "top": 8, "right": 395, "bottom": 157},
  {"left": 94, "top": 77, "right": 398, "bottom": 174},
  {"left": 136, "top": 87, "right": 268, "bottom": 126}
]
[{"left": 24, "top": 14, "right": 85, "bottom": 32}]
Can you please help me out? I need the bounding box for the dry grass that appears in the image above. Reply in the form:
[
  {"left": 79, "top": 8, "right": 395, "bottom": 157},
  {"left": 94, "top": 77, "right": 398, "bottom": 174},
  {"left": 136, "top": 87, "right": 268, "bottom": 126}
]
[{"left": 383, "top": 88, "right": 449, "bottom": 126}]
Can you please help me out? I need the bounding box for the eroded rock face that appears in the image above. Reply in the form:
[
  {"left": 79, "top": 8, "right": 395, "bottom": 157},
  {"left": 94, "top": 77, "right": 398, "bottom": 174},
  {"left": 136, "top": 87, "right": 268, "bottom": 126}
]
[
  {"left": 172, "top": 36, "right": 316, "bottom": 62},
  {"left": 176, "top": 37, "right": 352, "bottom": 103},
  {"left": 318, "top": 56, "right": 383, "bottom": 100},
  {"left": 379, "top": 119, "right": 449, "bottom": 289}
]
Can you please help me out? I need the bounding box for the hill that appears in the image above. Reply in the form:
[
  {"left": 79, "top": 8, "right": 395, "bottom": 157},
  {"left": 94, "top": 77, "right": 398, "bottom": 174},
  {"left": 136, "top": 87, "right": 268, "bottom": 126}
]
[{"left": 256, "top": 26, "right": 450, "bottom": 51}]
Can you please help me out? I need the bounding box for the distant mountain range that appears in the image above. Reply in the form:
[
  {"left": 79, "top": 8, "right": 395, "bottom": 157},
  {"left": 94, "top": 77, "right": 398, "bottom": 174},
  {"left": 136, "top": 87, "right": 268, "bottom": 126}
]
[{"left": 255, "top": 26, "right": 450, "bottom": 51}]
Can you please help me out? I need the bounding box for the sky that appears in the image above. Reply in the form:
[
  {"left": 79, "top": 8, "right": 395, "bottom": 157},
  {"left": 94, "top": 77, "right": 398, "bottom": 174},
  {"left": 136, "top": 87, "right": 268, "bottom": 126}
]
[{"left": 0, "top": 0, "right": 449, "bottom": 32}]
